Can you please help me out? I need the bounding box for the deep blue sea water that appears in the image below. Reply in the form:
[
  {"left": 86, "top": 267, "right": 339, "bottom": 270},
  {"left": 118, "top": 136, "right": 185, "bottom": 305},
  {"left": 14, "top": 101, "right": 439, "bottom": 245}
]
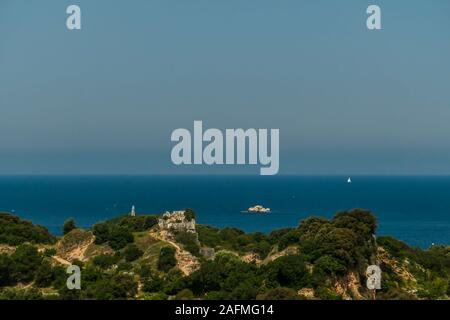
[{"left": 0, "top": 175, "right": 449, "bottom": 248}]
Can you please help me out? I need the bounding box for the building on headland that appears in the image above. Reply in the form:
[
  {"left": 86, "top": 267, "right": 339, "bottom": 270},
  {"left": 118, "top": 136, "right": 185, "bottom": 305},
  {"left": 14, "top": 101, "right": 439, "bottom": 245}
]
[
  {"left": 130, "top": 205, "right": 136, "bottom": 217},
  {"left": 158, "top": 210, "right": 196, "bottom": 233}
]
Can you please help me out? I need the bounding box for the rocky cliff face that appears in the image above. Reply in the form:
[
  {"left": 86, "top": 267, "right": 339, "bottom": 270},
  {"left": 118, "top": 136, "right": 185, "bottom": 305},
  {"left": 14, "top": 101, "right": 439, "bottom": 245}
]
[{"left": 158, "top": 211, "right": 196, "bottom": 233}]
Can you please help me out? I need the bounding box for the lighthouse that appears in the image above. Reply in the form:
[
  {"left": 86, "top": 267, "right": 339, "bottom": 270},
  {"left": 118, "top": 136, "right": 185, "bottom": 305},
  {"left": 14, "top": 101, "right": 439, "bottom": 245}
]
[{"left": 130, "top": 205, "right": 136, "bottom": 217}]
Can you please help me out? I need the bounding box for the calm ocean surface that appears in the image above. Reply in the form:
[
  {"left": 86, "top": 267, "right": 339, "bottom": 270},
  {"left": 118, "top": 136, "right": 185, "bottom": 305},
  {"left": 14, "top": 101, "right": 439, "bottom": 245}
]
[{"left": 0, "top": 175, "right": 449, "bottom": 248}]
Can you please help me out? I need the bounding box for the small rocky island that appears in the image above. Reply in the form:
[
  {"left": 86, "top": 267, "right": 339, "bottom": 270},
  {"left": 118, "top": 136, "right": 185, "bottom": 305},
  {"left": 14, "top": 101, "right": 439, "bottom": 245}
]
[{"left": 247, "top": 205, "right": 271, "bottom": 213}]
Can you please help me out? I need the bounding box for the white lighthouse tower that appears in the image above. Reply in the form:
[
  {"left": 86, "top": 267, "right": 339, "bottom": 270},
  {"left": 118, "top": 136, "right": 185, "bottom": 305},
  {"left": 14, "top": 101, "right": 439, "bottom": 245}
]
[{"left": 130, "top": 205, "right": 136, "bottom": 217}]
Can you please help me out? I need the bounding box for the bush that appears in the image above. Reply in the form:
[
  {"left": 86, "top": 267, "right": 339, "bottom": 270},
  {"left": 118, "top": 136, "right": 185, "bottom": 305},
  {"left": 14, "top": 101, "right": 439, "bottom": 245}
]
[
  {"left": 0, "top": 213, "right": 55, "bottom": 245},
  {"left": 184, "top": 209, "right": 196, "bottom": 222},
  {"left": 124, "top": 244, "right": 144, "bottom": 262},
  {"left": 257, "top": 287, "right": 300, "bottom": 300},
  {"left": 108, "top": 226, "right": 133, "bottom": 250},
  {"left": 93, "top": 254, "right": 120, "bottom": 269},
  {"left": 63, "top": 218, "right": 77, "bottom": 235},
  {"left": 0, "top": 288, "right": 43, "bottom": 300},
  {"left": 91, "top": 273, "right": 138, "bottom": 300},
  {"left": 11, "top": 244, "right": 42, "bottom": 283},
  {"left": 174, "top": 231, "right": 200, "bottom": 256},
  {"left": 175, "top": 288, "right": 195, "bottom": 300},
  {"left": 34, "top": 260, "right": 55, "bottom": 288},
  {"left": 0, "top": 254, "right": 14, "bottom": 286},
  {"left": 158, "top": 247, "right": 177, "bottom": 272},
  {"left": 43, "top": 248, "right": 57, "bottom": 257},
  {"left": 264, "top": 255, "right": 310, "bottom": 289},
  {"left": 143, "top": 275, "right": 164, "bottom": 292},
  {"left": 92, "top": 222, "right": 110, "bottom": 245}
]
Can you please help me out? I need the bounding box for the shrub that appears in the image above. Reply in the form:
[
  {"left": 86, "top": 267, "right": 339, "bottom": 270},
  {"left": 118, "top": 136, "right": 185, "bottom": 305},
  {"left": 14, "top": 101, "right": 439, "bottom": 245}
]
[
  {"left": 0, "top": 254, "right": 14, "bottom": 286},
  {"left": 63, "top": 218, "right": 77, "bottom": 235},
  {"left": 11, "top": 244, "right": 42, "bottom": 283},
  {"left": 174, "top": 231, "right": 200, "bottom": 256},
  {"left": 93, "top": 254, "right": 120, "bottom": 269},
  {"left": 184, "top": 209, "right": 196, "bottom": 222},
  {"left": 108, "top": 226, "right": 134, "bottom": 250},
  {"left": 124, "top": 244, "right": 143, "bottom": 262},
  {"left": 0, "top": 213, "right": 55, "bottom": 245},
  {"left": 257, "top": 287, "right": 300, "bottom": 300},
  {"left": 158, "top": 247, "right": 177, "bottom": 272}
]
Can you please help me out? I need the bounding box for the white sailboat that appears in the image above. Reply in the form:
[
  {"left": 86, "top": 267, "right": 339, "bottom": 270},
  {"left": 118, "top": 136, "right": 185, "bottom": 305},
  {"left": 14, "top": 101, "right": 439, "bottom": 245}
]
[{"left": 347, "top": 177, "right": 352, "bottom": 184}]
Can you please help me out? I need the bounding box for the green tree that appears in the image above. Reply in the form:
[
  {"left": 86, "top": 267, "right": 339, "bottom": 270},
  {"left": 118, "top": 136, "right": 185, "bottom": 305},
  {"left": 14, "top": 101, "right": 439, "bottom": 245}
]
[
  {"left": 143, "top": 275, "right": 164, "bottom": 292},
  {"left": 92, "top": 273, "right": 138, "bottom": 300},
  {"left": 11, "top": 244, "right": 42, "bottom": 283},
  {"left": 108, "top": 226, "right": 133, "bottom": 250},
  {"left": 264, "top": 255, "right": 310, "bottom": 289},
  {"left": 93, "top": 254, "right": 120, "bottom": 269},
  {"left": 92, "top": 222, "right": 110, "bottom": 244},
  {"left": 158, "top": 247, "right": 177, "bottom": 272},
  {"left": 34, "top": 260, "right": 55, "bottom": 288},
  {"left": 63, "top": 218, "right": 77, "bottom": 235},
  {"left": 0, "top": 213, "right": 55, "bottom": 245},
  {"left": 184, "top": 209, "right": 196, "bottom": 222},
  {"left": 0, "top": 254, "right": 14, "bottom": 286},
  {"left": 175, "top": 288, "right": 195, "bottom": 300},
  {"left": 124, "top": 244, "right": 143, "bottom": 262}
]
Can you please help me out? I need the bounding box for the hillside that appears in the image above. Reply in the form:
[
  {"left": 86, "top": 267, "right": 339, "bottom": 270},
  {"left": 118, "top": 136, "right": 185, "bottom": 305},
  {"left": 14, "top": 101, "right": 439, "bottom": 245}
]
[{"left": 0, "top": 209, "right": 449, "bottom": 300}]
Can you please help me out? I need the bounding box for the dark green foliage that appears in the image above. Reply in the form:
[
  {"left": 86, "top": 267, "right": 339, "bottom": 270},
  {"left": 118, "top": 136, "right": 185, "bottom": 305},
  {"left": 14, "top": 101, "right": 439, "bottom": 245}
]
[
  {"left": 378, "top": 236, "right": 412, "bottom": 256},
  {"left": 197, "top": 225, "right": 222, "bottom": 247},
  {"left": 175, "top": 288, "right": 194, "bottom": 300},
  {"left": 93, "top": 222, "right": 133, "bottom": 250},
  {"left": 268, "top": 228, "right": 293, "bottom": 244},
  {"left": 257, "top": 287, "right": 300, "bottom": 300},
  {"left": 219, "top": 227, "right": 245, "bottom": 242},
  {"left": 312, "top": 255, "right": 345, "bottom": 284},
  {"left": 63, "top": 218, "right": 76, "bottom": 235},
  {"left": 92, "top": 222, "right": 110, "bottom": 244},
  {"left": 298, "top": 209, "right": 377, "bottom": 273},
  {"left": 88, "top": 273, "right": 138, "bottom": 300},
  {"left": 43, "top": 248, "right": 57, "bottom": 257},
  {"left": 104, "top": 214, "right": 158, "bottom": 232},
  {"left": 51, "top": 265, "right": 69, "bottom": 290},
  {"left": 184, "top": 209, "right": 196, "bottom": 222},
  {"left": 116, "top": 262, "right": 133, "bottom": 272},
  {"left": 92, "top": 214, "right": 158, "bottom": 250},
  {"left": 124, "top": 244, "right": 144, "bottom": 262},
  {"left": 108, "top": 226, "right": 133, "bottom": 250},
  {"left": 11, "top": 244, "right": 42, "bottom": 283},
  {"left": 158, "top": 247, "right": 177, "bottom": 272},
  {"left": 143, "top": 275, "right": 164, "bottom": 293},
  {"left": 0, "top": 254, "right": 14, "bottom": 286},
  {"left": 93, "top": 253, "right": 120, "bottom": 269},
  {"left": 0, "top": 288, "right": 44, "bottom": 300},
  {"left": 174, "top": 231, "right": 200, "bottom": 256},
  {"left": 197, "top": 225, "right": 272, "bottom": 258},
  {"left": 34, "top": 260, "right": 55, "bottom": 288},
  {"left": 0, "top": 213, "right": 55, "bottom": 245},
  {"left": 377, "top": 288, "right": 417, "bottom": 300},
  {"left": 277, "top": 229, "right": 301, "bottom": 251},
  {"left": 185, "top": 253, "right": 260, "bottom": 299},
  {"left": 138, "top": 264, "right": 152, "bottom": 279},
  {"left": 263, "top": 255, "right": 310, "bottom": 289}
]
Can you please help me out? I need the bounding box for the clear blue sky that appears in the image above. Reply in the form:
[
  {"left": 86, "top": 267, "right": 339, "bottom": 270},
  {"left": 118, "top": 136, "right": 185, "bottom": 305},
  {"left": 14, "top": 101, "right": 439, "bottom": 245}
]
[{"left": 1, "top": 0, "right": 449, "bottom": 175}]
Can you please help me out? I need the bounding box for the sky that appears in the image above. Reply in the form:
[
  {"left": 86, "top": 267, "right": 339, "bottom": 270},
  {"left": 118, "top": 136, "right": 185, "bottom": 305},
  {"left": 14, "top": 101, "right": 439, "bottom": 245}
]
[{"left": 0, "top": 0, "right": 450, "bottom": 175}]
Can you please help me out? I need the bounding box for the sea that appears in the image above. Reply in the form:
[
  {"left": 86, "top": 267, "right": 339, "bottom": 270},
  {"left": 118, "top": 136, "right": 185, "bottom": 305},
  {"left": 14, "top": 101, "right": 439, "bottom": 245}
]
[{"left": 0, "top": 175, "right": 449, "bottom": 249}]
